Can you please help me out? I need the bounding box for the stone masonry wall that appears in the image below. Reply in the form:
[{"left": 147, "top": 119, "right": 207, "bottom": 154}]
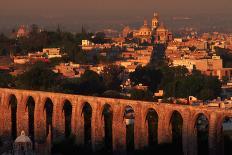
[{"left": 0, "top": 88, "right": 231, "bottom": 155}]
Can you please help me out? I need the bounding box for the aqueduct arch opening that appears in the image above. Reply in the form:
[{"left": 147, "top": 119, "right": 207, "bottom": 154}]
[
  {"left": 44, "top": 98, "right": 53, "bottom": 138},
  {"left": 82, "top": 102, "right": 92, "bottom": 149},
  {"left": 62, "top": 100, "right": 72, "bottom": 138},
  {"left": 124, "top": 105, "right": 135, "bottom": 152},
  {"left": 102, "top": 104, "right": 113, "bottom": 151},
  {"left": 146, "top": 108, "right": 158, "bottom": 147},
  {"left": 169, "top": 110, "right": 183, "bottom": 154},
  {"left": 220, "top": 116, "right": 232, "bottom": 155},
  {"left": 195, "top": 113, "right": 209, "bottom": 155},
  {"left": 8, "top": 94, "right": 17, "bottom": 140},
  {"left": 26, "top": 96, "right": 35, "bottom": 144}
]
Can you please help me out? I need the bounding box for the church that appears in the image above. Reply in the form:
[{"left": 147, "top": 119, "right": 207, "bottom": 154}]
[{"left": 122, "top": 12, "right": 173, "bottom": 44}]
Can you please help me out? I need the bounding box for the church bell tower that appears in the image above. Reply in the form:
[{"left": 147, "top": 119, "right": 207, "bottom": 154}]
[{"left": 152, "top": 12, "right": 159, "bottom": 31}]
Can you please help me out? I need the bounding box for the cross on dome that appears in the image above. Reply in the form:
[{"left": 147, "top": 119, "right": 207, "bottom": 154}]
[
  {"left": 144, "top": 20, "right": 148, "bottom": 26},
  {"left": 154, "top": 12, "right": 158, "bottom": 17}
]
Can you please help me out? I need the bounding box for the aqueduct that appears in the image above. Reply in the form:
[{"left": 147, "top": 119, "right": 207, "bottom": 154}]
[{"left": 0, "top": 88, "right": 231, "bottom": 155}]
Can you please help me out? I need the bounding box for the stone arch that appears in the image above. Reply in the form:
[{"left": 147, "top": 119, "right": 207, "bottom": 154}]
[
  {"left": 145, "top": 108, "right": 159, "bottom": 147},
  {"left": 101, "top": 103, "right": 113, "bottom": 151},
  {"left": 169, "top": 110, "right": 183, "bottom": 154},
  {"left": 192, "top": 112, "right": 210, "bottom": 126},
  {"left": 43, "top": 98, "right": 54, "bottom": 137},
  {"left": 123, "top": 105, "right": 135, "bottom": 152},
  {"left": 82, "top": 102, "right": 92, "bottom": 149},
  {"left": 194, "top": 113, "right": 209, "bottom": 155},
  {"left": 26, "top": 96, "right": 35, "bottom": 143},
  {"left": 8, "top": 94, "right": 18, "bottom": 140},
  {"left": 62, "top": 100, "right": 72, "bottom": 138},
  {"left": 217, "top": 115, "right": 232, "bottom": 155}
]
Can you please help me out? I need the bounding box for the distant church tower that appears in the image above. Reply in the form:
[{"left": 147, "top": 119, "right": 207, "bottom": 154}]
[{"left": 152, "top": 12, "right": 159, "bottom": 31}]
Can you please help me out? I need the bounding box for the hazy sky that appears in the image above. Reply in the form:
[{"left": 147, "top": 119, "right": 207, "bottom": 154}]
[
  {"left": 1, "top": 0, "right": 232, "bottom": 31},
  {"left": 2, "top": 0, "right": 231, "bottom": 17}
]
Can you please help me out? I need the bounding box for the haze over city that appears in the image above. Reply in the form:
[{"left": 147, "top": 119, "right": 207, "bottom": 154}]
[{"left": 1, "top": 0, "right": 232, "bottom": 32}]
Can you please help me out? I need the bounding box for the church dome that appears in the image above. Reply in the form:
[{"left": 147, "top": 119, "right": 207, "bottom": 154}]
[
  {"left": 140, "top": 25, "right": 150, "bottom": 32},
  {"left": 140, "top": 20, "right": 150, "bottom": 30},
  {"left": 17, "top": 25, "right": 28, "bottom": 38},
  {"left": 156, "top": 23, "right": 167, "bottom": 32},
  {"left": 15, "top": 131, "right": 32, "bottom": 143},
  {"left": 139, "top": 20, "right": 151, "bottom": 36}
]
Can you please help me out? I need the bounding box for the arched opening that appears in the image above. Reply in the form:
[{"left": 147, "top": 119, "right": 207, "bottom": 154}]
[
  {"left": 222, "top": 116, "right": 232, "bottom": 155},
  {"left": 102, "top": 104, "right": 113, "bottom": 151},
  {"left": 82, "top": 102, "right": 92, "bottom": 149},
  {"left": 44, "top": 98, "right": 53, "bottom": 137},
  {"left": 62, "top": 100, "right": 72, "bottom": 138},
  {"left": 26, "top": 96, "right": 35, "bottom": 143},
  {"left": 146, "top": 108, "right": 158, "bottom": 147},
  {"left": 169, "top": 111, "right": 183, "bottom": 154},
  {"left": 124, "top": 106, "right": 135, "bottom": 152},
  {"left": 195, "top": 114, "right": 209, "bottom": 155},
  {"left": 9, "top": 95, "right": 17, "bottom": 140}
]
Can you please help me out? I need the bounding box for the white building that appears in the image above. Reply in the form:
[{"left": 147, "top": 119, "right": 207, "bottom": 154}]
[
  {"left": 82, "top": 40, "right": 94, "bottom": 46},
  {"left": 43, "top": 48, "right": 62, "bottom": 58}
]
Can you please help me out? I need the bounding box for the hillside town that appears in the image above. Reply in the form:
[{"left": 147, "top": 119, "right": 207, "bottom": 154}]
[
  {"left": 1, "top": 13, "right": 232, "bottom": 105},
  {"left": 0, "top": 2, "right": 232, "bottom": 154}
]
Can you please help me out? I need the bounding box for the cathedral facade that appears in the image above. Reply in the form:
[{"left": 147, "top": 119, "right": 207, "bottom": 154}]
[{"left": 122, "top": 12, "right": 173, "bottom": 44}]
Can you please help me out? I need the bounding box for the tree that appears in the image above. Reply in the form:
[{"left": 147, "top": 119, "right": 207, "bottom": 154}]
[
  {"left": 160, "top": 65, "right": 222, "bottom": 100},
  {"left": 91, "top": 32, "right": 106, "bottom": 44},
  {"left": 130, "top": 65, "right": 163, "bottom": 93},
  {"left": 58, "top": 78, "right": 81, "bottom": 94},
  {"left": 199, "top": 89, "right": 214, "bottom": 101},
  {"left": 0, "top": 71, "right": 14, "bottom": 88},
  {"left": 30, "top": 24, "right": 39, "bottom": 35},
  {"left": 130, "top": 89, "right": 154, "bottom": 101},
  {"left": 101, "top": 65, "right": 124, "bottom": 91},
  {"left": 200, "top": 76, "right": 221, "bottom": 100},
  {"left": 15, "top": 62, "right": 59, "bottom": 91},
  {"left": 78, "top": 70, "right": 105, "bottom": 95},
  {"left": 102, "top": 90, "right": 125, "bottom": 99},
  {"left": 160, "top": 66, "right": 190, "bottom": 97},
  {"left": 0, "top": 33, "right": 11, "bottom": 56},
  {"left": 74, "top": 51, "right": 89, "bottom": 64},
  {"left": 49, "top": 57, "right": 68, "bottom": 67}
]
